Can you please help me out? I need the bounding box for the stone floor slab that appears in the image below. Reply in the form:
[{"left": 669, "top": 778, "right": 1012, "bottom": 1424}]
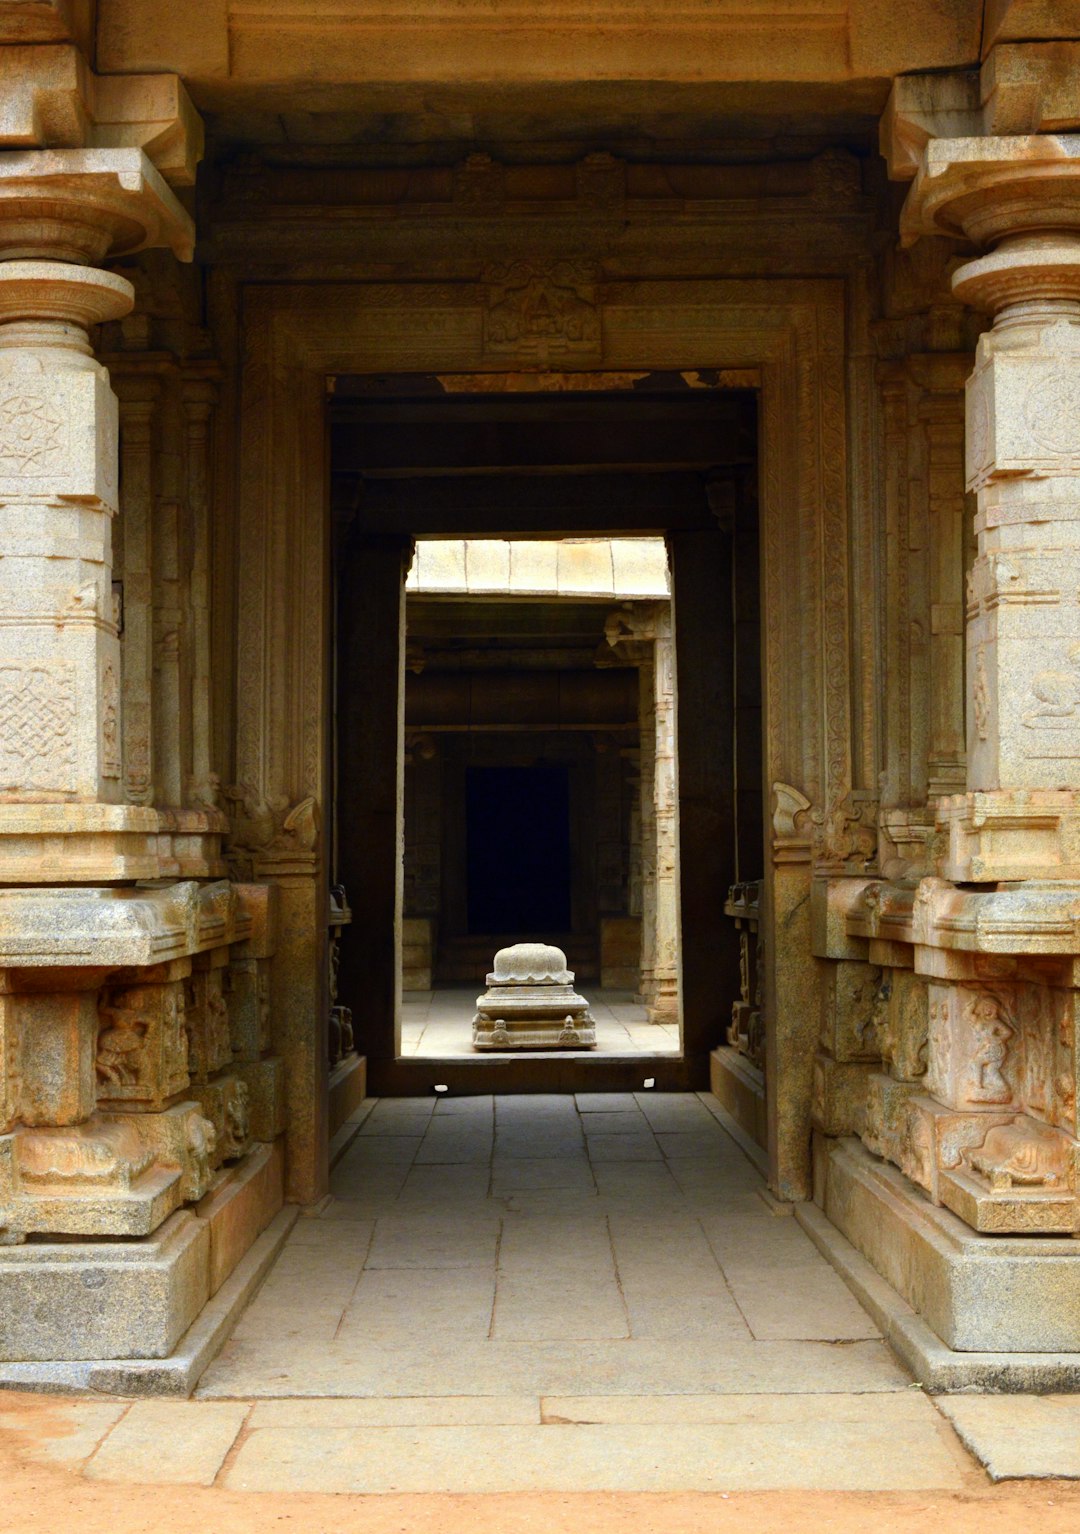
[
  {"left": 0, "top": 1399, "right": 127, "bottom": 1468},
  {"left": 247, "top": 1396, "right": 541, "bottom": 1428},
  {"left": 936, "top": 1394, "right": 1080, "bottom": 1481},
  {"left": 84, "top": 1400, "right": 248, "bottom": 1485},
  {"left": 222, "top": 1410, "right": 972, "bottom": 1493}
]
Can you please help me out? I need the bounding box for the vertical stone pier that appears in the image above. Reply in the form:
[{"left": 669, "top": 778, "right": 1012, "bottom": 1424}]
[{"left": 0, "top": 50, "right": 287, "bottom": 1369}]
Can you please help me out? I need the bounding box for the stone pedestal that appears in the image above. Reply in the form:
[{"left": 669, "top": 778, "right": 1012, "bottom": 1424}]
[{"left": 473, "top": 942, "right": 596, "bottom": 1050}]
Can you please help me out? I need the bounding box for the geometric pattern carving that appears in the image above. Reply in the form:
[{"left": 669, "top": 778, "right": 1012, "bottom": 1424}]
[
  {"left": 0, "top": 665, "right": 76, "bottom": 792},
  {"left": 0, "top": 394, "right": 63, "bottom": 475}
]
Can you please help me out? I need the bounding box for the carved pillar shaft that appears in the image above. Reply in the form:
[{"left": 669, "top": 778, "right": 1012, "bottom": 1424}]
[
  {"left": 0, "top": 263, "right": 132, "bottom": 803},
  {"left": 649, "top": 606, "right": 680, "bottom": 1025},
  {"left": 183, "top": 378, "right": 217, "bottom": 808},
  {"left": 958, "top": 234, "right": 1080, "bottom": 794},
  {"left": 153, "top": 378, "right": 185, "bottom": 807},
  {"left": 920, "top": 379, "right": 968, "bottom": 799},
  {"left": 115, "top": 378, "right": 159, "bottom": 805}
]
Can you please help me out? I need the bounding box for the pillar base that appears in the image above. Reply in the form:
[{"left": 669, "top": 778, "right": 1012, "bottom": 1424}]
[
  {"left": 816, "top": 1133, "right": 1080, "bottom": 1354},
  {"left": 0, "top": 1140, "right": 283, "bottom": 1369},
  {"left": 328, "top": 1053, "right": 367, "bottom": 1139}
]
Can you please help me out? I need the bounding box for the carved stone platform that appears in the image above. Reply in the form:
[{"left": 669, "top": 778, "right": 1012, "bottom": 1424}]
[
  {"left": 473, "top": 942, "right": 596, "bottom": 1050},
  {"left": 0, "top": 1140, "right": 282, "bottom": 1364},
  {"left": 817, "top": 1134, "right": 1080, "bottom": 1354}
]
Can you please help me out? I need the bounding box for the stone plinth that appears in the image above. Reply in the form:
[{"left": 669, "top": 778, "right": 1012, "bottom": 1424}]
[{"left": 472, "top": 942, "right": 596, "bottom": 1050}]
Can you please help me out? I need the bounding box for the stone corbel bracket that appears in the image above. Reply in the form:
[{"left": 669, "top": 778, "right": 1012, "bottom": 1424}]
[
  {"left": 0, "top": 42, "right": 203, "bottom": 186},
  {"left": 883, "top": 43, "right": 1080, "bottom": 184},
  {"left": 771, "top": 782, "right": 813, "bottom": 865}
]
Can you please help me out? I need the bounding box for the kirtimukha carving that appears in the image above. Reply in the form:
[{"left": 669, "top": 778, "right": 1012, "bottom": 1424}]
[{"left": 473, "top": 943, "right": 596, "bottom": 1051}]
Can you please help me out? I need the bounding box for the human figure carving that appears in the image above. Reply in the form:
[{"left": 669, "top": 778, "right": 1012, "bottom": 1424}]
[{"left": 965, "top": 993, "right": 1013, "bottom": 1104}]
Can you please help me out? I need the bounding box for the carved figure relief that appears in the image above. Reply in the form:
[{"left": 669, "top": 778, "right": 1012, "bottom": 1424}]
[
  {"left": 95, "top": 1004, "right": 148, "bottom": 1089},
  {"left": 965, "top": 1115, "right": 1068, "bottom": 1190},
  {"left": 965, "top": 993, "right": 1014, "bottom": 1104},
  {"left": 1023, "top": 363, "right": 1080, "bottom": 457},
  {"left": 811, "top": 796, "right": 877, "bottom": 870},
  {"left": 224, "top": 785, "right": 320, "bottom": 875},
  {"left": 483, "top": 262, "right": 601, "bottom": 366},
  {"left": 0, "top": 665, "right": 76, "bottom": 792},
  {"left": 0, "top": 393, "right": 63, "bottom": 474},
  {"left": 101, "top": 660, "right": 121, "bottom": 777},
  {"left": 973, "top": 645, "right": 990, "bottom": 742},
  {"left": 1023, "top": 643, "right": 1080, "bottom": 730},
  {"left": 221, "top": 1080, "right": 251, "bottom": 1161}
]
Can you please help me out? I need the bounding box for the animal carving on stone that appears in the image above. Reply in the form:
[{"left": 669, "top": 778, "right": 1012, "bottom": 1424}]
[
  {"left": 95, "top": 1002, "right": 149, "bottom": 1090},
  {"left": 965, "top": 1116, "right": 1068, "bottom": 1190},
  {"left": 1023, "top": 643, "right": 1080, "bottom": 730}
]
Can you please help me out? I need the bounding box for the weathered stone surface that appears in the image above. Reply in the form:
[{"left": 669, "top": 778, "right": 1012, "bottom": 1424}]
[
  {"left": 196, "top": 1139, "right": 283, "bottom": 1295},
  {"left": 0, "top": 1208, "right": 208, "bottom": 1361},
  {"left": 821, "top": 1135, "right": 1080, "bottom": 1352},
  {"left": 233, "top": 1054, "right": 286, "bottom": 1142}
]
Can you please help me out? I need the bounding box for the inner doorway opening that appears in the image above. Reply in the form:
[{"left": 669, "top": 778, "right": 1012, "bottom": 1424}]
[
  {"left": 466, "top": 765, "right": 572, "bottom": 934},
  {"left": 331, "top": 372, "right": 762, "bottom": 1096}
]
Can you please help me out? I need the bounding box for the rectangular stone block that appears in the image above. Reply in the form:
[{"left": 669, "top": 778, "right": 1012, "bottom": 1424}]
[
  {"left": 0, "top": 362, "right": 120, "bottom": 509},
  {"left": 811, "top": 1053, "right": 871, "bottom": 1137},
  {"left": 225, "top": 956, "right": 270, "bottom": 1061},
  {"left": 820, "top": 961, "right": 885, "bottom": 1062},
  {"left": 5, "top": 988, "right": 97, "bottom": 1126},
  {"left": 196, "top": 1139, "right": 283, "bottom": 1295},
  {"left": 0, "top": 1208, "right": 208, "bottom": 1361},
  {"left": 184, "top": 968, "right": 232, "bottom": 1081},
  {"left": 233, "top": 883, "right": 278, "bottom": 959},
  {"left": 2, "top": 1117, "right": 183, "bottom": 1237},
  {"left": 187, "top": 1073, "right": 252, "bottom": 1167}
]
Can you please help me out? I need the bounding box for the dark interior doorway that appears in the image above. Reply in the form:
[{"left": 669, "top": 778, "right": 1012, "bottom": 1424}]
[
  {"left": 331, "top": 371, "right": 761, "bottom": 1093},
  {"left": 466, "top": 764, "right": 572, "bottom": 934}
]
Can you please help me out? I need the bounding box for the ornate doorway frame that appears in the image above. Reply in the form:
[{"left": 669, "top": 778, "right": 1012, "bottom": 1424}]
[{"left": 235, "top": 275, "right": 852, "bottom": 1202}]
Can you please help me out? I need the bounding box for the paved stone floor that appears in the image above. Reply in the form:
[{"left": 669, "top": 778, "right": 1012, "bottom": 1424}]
[
  {"left": 6, "top": 1093, "right": 1080, "bottom": 1495},
  {"left": 401, "top": 987, "right": 680, "bottom": 1056}
]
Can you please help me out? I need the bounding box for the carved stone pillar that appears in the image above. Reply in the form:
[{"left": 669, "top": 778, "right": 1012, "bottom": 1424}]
[
  {"left": 115, "top": 375, "right": 160, "bottom": 805},
  {"left": 603, "top": 602, "right": 679, "bottom": 1023},
  {"left": 897, "top": 138, "right": 1080, "bottom": 878},
  {"left": 650, "top": 606, "right": 680, "bottom": 1025},
  {"left": 0, "top": 261, "right": 132, "bottom": 803}
]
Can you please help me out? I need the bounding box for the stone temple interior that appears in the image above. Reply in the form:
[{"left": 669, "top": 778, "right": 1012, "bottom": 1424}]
[{"left": 7, "top": 0, "right": 1080, "bottom": 1416}]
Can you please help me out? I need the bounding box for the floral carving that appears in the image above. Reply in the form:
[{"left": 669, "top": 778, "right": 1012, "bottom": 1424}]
[{"left": 0, "top": 393, "right": 63, "bottom": 474}]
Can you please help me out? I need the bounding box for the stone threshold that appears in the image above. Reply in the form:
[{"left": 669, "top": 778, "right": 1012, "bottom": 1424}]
[
  {"left": 0, "top": 1206, "right": 297, "bottom": 1399},
  {"left": 795, "top": 1201, "right": 1080, "bottom": 1393}
]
